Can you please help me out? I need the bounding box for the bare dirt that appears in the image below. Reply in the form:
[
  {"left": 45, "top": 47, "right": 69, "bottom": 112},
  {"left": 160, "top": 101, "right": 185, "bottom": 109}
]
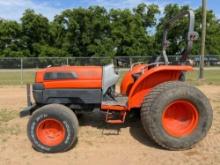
[{"left": 0, "top": 85, "right": 220, "bottom": 165}]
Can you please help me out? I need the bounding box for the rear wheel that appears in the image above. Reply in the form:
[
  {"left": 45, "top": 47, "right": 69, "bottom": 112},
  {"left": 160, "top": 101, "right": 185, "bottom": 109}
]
[
  {"left": 27, "top": 104, "right": 79, "bottom": 153},
  {"left": 141, "top": 81, "right": 213, "bottom": 150}
]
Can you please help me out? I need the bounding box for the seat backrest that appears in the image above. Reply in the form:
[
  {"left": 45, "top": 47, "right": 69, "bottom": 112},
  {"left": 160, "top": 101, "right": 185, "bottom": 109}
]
[{"left": 102, "top": 64, "right": 119, "bottom": 95}]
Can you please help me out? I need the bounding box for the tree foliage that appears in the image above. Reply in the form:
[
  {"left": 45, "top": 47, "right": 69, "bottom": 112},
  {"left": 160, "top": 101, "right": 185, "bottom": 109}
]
[
  {"left": 155, "top": 4, "right": 220, "bottom": 56},
  {"left": 0, "top": 3, "right": 219, "bottom": 57}
]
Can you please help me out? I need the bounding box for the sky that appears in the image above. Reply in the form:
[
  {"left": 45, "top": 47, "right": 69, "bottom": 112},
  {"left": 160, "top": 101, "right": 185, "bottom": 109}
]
[{"left": 0, "top": 0, "right": 219, "bottom": 21}]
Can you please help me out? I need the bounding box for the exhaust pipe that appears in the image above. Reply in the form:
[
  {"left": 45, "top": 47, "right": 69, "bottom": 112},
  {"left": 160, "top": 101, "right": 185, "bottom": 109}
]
[{"left": 26, "top": 84, "right": 32, "bottom": 106}]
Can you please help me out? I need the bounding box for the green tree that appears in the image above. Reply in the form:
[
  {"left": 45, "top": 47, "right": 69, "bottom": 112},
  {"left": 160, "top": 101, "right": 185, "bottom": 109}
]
[
  {"left": 109, "top": 3, "right": 159, "bottom": 57},
  {"left": 21, "top": 9, "right": 51, "bottom": 57},
  {"left": 0, "top": 19, "right": 28, "bottom": 57},
  {"left": 1, "top": 4, "right": 220, "bottom": 59},
  {"left": 52, "top": 6, "right": 113, "bottom": 57},
  {"left": 193, "top": 8, "right": 220, "bottom": 55},
  {"left": 155, "top": 4, "right": 190, "bottom": 56},
  {"left": 155, "top": 4, "right": 220, "bottom": 56},
  {"left": 52, "top": 4, "right": 159, "bottom": 57}
]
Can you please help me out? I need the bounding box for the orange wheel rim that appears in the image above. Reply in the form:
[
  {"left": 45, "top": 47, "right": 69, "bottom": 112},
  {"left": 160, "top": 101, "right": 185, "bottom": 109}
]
[
  {"left": 36, "top": 119, "right": 66, "bottom": 147},
  {"left": 162, "top": 100, "right": 199, "bottom": 137}
]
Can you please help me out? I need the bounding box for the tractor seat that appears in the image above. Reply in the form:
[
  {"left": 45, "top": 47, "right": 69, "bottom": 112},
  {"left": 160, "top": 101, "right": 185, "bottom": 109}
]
[
  {"left": 132, "top": 72, "right": 142, "bottom": 81},
  {"left": 102, "top": 64, "right": 119, "bottom": 95},
  {"left": 131, "top": 65, "right": 148, "bottom": 81}
]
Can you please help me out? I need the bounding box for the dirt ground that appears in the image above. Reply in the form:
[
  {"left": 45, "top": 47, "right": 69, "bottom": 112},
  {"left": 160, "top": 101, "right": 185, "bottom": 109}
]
[{"left": 0, "top": 85, "right": 220, "bottom": 165}]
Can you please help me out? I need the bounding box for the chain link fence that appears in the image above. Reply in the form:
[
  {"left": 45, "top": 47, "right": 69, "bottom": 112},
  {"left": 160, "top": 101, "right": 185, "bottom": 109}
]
[{"left": 0, "top": 55, "right": 220, "bottom": 85}]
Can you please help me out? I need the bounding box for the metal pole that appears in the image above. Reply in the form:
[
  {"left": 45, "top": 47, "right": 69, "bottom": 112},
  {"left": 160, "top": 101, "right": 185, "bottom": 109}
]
[
  {"left": 66, "top": 57, "right": 69, "bottom": 65},
  {"left": 199, "top": 0, "right": 207, "bottom": 79},
  {"left": 20, "top": 58, "right": 23, "bottom": 84},
  {"left": 130, "top": 57, "right": 133, "bottom": 68},
  {"left": 26, "top": 84, "right": 32, "bottom": 106}
]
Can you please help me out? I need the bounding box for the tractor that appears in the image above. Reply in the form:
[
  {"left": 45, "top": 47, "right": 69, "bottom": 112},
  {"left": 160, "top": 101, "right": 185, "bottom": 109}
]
[{"left": 20, "top": 10, "right": 213, "bottom": 153}]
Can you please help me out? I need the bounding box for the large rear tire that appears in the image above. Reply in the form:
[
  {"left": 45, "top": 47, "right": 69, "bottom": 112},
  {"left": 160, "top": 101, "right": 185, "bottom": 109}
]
[
  {"left": 141, "top": 81, "right": 213, "bottom": 150},
  {"left": 27, "top": 104, "right": 79, "bottom": 153}
]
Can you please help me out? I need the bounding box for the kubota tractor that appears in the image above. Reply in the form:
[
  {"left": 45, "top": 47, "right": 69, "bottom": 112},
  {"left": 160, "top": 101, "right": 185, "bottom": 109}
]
[{"left": 20, "top": 10, "right": 213, "bottom": 153}]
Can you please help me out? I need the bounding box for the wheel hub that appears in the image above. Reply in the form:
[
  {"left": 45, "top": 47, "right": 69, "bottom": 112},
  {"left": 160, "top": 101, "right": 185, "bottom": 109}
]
[
  {"left": 162, "top": 100, "right": 199, "bottom": 137},
  {"left": 36, "top": 119, "right": 66, "bottom": 146}
]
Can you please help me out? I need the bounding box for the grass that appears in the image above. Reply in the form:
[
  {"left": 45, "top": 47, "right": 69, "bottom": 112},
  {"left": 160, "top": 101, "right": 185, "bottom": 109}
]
[
  {"left": 0, "top": 69, "right": 35, "bottom": 85},
  {"left": 0, "top": 109, "right": 18, "bottom": 122},
  {"left": 187, "top": 70, "right": 220, "bottom": 85},
  {"left": 0, "top": 68, "right": 220, "bottom": 85},
  {"left": 0, "top": 109, "right": 20, "bottom": 136}
]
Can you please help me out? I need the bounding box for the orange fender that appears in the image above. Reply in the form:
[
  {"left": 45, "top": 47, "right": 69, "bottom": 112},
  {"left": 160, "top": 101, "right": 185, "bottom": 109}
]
[
  {"left": 120, "top": 64, "right": 147, "bottom": 96},
  {"left": 127, "top": 65, "right": 193, "bottom": 110}
]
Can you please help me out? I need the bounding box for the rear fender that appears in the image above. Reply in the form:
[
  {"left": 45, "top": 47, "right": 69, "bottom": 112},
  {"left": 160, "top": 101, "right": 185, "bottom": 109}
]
[
  {"left": 120, "top": 64, "right": 147, "bottom": 96},
  {"left": 127, "top": 65, "right": 193, "bottom": 109}
]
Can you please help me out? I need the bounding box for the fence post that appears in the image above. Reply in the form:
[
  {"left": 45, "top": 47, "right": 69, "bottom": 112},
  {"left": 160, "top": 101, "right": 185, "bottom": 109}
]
[
  {"left": 66, "top": 57, "right": 69, "bottom": 65},
  {"left": 20, "top": 58, "right": 23, "bottom": 84},
  {"left": 130, "top": 57, "right": 133, "bottom": 68}
]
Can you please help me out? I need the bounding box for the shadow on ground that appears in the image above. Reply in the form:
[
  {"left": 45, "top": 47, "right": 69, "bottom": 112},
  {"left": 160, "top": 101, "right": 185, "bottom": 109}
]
[{"left": 78, "top": 109, "right": 162, "bottom": 150}]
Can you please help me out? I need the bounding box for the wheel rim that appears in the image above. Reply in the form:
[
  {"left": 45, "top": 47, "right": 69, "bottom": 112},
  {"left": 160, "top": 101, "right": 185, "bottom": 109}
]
[
  {"left": 162, "top": 100, "right": 199, "bottom": 137},
  {"left": 36, "top": 118, "right": 65, "bottom": 147}
]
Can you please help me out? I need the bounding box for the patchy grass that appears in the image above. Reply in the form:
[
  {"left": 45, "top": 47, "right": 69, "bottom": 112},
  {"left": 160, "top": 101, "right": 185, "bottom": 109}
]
[
  {"left": 0, "top": 109, "right": 18, "bottom": 122},
  {"left": 0, "top": 124, "right": 21, "bottom": 136},
  {"left": 0, "top": 109, "right": 20, "bottom": 136}
]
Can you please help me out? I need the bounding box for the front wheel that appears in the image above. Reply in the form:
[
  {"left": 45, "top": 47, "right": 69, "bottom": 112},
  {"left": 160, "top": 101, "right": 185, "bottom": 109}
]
[
  {"left": 27, "top": 104, "right": 79, "bottom": 153},
  {"left": 141, "top": 81, "right": 213, "bottom": 150}
]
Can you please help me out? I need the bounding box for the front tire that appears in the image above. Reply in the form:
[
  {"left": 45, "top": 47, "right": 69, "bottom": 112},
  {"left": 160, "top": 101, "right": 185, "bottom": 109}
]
[
  {"left": 141, "top": 81, "right": 213, "bottom": 150},
  {"left": 27, "top": 104, "right": 79, "bottom": 153}
]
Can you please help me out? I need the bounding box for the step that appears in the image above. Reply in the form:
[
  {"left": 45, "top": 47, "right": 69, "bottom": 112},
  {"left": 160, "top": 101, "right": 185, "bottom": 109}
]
[
  {"left": 105, "top": 110, "right": 127, "bottom": 124},
  {"left": 101, "top": 96, "right": 128, "bottom": 111}
]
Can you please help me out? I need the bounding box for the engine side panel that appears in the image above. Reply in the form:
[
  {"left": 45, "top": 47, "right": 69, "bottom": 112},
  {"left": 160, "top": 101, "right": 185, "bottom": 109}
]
[{"left": 33, "top": 88, "right": 102, "bottom": 104}]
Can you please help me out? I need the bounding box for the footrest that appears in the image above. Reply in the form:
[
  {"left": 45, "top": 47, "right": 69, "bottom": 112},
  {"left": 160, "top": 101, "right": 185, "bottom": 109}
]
[{"left": 105, "top": 111, "right": 127, "bottom": 124}]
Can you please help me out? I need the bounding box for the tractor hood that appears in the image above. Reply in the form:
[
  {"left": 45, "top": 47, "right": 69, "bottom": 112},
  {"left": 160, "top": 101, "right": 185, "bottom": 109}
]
[{"left": 35, "top": 66, "right": 103, "bottom": 89}]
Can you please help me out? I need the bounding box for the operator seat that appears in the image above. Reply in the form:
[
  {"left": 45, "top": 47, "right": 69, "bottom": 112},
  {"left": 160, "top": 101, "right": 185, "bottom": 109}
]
[{"left": 102, "top": 64, "right": 119, "bottom": 95}]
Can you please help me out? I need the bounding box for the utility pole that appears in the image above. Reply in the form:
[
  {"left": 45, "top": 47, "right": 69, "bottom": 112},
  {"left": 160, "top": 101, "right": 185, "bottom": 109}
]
[{"left": 199, "top": 0, "right": 207, "bottom": 79}]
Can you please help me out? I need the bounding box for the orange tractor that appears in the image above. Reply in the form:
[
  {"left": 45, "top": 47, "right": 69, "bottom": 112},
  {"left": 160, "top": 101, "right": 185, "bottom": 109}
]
[{"left": 20, "top": 10, "right": 213, "bottom": 153}]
